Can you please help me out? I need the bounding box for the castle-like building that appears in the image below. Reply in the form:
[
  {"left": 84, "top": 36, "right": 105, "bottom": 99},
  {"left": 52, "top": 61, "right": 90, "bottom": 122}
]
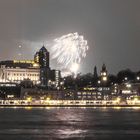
[
  {"left": 0, "top": 46, "right": 61, "bottom": 88},
  {"left": 100, "top": 63, "right": 108, "bottom": 82}
]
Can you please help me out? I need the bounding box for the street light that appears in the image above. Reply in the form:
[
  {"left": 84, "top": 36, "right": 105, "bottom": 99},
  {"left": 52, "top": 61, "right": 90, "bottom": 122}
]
[
  {"left": 124, "top": 77, "right": 128, "bottom": 81},
  {"left": 137, "top": 76, "right": 140, "bottom": 80},
  {"left": 46, "top": 97, "right": 51, "bottom": 101},
  {"left": 126, "top": 84, "right": 131, "bottom": 88},
  {"left": 115, "top": 97, "right": 121, "bottom": 104},
  {"left": 26, "top": 97, "right": 32, "bottom": 102}
]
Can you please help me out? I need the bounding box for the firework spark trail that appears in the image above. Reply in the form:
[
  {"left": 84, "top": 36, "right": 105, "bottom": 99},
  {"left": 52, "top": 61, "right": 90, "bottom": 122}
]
[{"left": 51, "top": 32, "right": 89, "bottom": 73}]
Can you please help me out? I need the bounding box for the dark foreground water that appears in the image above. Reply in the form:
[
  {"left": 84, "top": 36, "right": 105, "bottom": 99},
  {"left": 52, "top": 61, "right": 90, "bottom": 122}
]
[{"left": 0, "top": 107, "right": 140, "bottom": 140}]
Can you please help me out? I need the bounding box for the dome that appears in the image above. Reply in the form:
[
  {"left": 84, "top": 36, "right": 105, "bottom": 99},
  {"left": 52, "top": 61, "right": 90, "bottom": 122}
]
[{"left": 39, "top": 46, "right": 48, "bottom": 52}]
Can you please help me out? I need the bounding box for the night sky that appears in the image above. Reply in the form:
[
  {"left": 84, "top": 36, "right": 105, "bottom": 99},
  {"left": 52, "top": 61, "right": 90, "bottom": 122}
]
[{"left": 0, "top": 0, "right": 140, "bottom": 74}]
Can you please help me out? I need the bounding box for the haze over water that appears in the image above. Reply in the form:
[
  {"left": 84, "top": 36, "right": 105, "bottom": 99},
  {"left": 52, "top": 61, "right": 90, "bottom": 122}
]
[{"left": 0, "top": 107, "right": 140, "bottom": 140}]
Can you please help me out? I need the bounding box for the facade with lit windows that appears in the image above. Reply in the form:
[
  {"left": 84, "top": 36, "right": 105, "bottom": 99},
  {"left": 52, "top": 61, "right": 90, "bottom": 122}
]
[
  {"left": 0, "top": 60, "right": 40, "bottom": 84},
  {"left": 34, "top": 52, "right": 39, "bottom": 63},
  {"left": 76, "top": 91, "right": 98, "bottom": 100},
  {"left": 0, "top": 46, "right": 61, "bottom": 87}
]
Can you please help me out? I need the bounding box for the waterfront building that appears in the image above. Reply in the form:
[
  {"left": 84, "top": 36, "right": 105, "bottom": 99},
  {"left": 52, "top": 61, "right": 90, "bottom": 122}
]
[
  {"left": 0, "top": 46, "right": 61, "bottom": 88},
  {"left": 22, "top": 89, "right": 65, "bottom": 100},
  {"left": 0, "top": 60, "right": 40, "bottom": 84},
  {"left": 76, "top": 90, "right": 98, "bottom": 100},
  {"left": 35, "top": 46, "right": 61, "bottom": 87},
  {"left": 96, "top": 64, "right": 108, "bottom": 87},
  {"left": 0, "top": 82, "right": 21, "bottom": 99},
  {"left": 118, "top": 82, "right": 140, "bottom": 95}
]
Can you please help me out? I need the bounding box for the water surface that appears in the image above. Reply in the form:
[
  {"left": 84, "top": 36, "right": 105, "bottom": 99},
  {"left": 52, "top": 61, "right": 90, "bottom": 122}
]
[{"left": 0, "top": 107, "right": 140, "bottom": 140}]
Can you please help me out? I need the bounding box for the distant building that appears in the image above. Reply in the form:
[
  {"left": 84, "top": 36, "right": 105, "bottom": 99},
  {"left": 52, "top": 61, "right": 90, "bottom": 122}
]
[
  {"left": 96, "top": 64, "right": 108, "bottom": 86},
  {"left": 94, "top": 64, "right": 111, "bottom": 98},
  {"left": 100, "top": 63, "right": 108, "bottom": 82},
  {"left": 118, "top": 82, "right": 140, "bottom": 96},
  {"left": 76, "top": 90, "right": 98, "bottom": 100},
  {"left": 93, "top": 66, "right": 98, "bottom": 86}
]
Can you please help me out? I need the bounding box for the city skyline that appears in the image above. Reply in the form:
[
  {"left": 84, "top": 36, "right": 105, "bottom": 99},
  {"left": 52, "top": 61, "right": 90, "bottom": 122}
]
[
  {"left": 1, "top": 1, "right": 140, "bottom": 140},
  {"left": 0, "top": 0, "right": 140, "bottom": 74}
]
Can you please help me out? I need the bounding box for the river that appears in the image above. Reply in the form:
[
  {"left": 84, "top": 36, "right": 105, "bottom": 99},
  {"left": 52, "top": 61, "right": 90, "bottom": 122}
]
[{"left": 0, "top": 107, "right": 140, "bottom": 140}]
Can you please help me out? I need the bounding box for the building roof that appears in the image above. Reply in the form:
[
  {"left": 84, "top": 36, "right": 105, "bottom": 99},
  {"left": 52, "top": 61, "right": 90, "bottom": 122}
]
[
  {"left": 0, "top": 60, "right": 36, "bottom": 69},
  {"left": 39, "top": 46, "right": 49, "bottom": 52}
]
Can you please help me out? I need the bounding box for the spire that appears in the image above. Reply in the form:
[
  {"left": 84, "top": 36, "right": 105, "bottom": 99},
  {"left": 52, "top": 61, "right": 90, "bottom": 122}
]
[
  {"left": 40, "top": 45, "right": 48, "bottom": 52},
  {"left": 102, "top": 63, "right": 107, "bottom": 71},
  {"left": 93, "top": 66, "right": 98, "bottom": 79}
]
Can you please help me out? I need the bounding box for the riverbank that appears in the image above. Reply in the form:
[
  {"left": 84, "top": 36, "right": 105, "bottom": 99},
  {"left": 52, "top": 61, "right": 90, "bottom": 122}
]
[
  {"left": 1, "top": 104, "right": 140, "bottom": 108},
  {"left": 1, "top": 99, "right": 140, "bottom": 107}
]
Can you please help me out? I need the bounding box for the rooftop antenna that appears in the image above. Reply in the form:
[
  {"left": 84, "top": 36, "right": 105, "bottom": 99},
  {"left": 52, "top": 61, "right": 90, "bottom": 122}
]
[{"left": 43, "top": 41, "right": 45, "bottom": 47}]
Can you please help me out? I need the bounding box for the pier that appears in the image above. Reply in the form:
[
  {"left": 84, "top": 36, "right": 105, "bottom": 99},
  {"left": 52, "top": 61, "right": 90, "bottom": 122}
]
[{"left": 0, "top": 99, "right": 140, "bottom": 107}]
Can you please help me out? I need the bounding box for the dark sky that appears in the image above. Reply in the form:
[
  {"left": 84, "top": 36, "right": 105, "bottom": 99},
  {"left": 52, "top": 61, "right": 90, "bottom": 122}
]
[{"left": 0, "top": 0, "right": 140, "bottom": 74}]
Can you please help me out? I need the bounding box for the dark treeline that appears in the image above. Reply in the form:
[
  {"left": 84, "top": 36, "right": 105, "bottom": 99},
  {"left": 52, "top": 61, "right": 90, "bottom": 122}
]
[{"left": 64, "top": 69, "right": 140, "bottom": 89}]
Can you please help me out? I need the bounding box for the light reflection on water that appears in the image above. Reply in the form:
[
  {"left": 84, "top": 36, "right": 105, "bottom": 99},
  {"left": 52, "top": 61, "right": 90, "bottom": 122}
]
[{"left": 0, "top": 107, "right": 140, "bottom": 140}]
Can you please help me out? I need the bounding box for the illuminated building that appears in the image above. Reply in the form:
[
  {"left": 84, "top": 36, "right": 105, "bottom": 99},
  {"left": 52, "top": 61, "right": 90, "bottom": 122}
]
[
  {"left": 0, "top": 46, "right": 61, "bottom": 87},
  {"left": 100, "top": 64, "right": 108, "bottom": 82},
  {"left": 97, "top": 64, "right": 110, "bottom": 97},
  {"left": 76, "top": 90, "right": 98, "bottom": 100},
  {"left": 34, "top": 52, "right": 39, "bottom": 63},
  {"left": 118, "top": 82, "right": 140, "bottom": 96},
  {"left": 0, "top": 60, "right": 40, "bottom": 84}
]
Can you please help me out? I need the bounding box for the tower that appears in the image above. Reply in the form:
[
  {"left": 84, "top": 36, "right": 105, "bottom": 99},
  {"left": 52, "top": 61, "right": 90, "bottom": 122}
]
[
  {"left": 34, "top": 52, "right": 39, "bottom": 63},
  {"left": 37, "top": 46, "right": 50, "bottom": 86},
  {"left": 93, "top": 66, "right": 98, "bottom": 80},
  {"left": 38, "top": 46, "right": 49, "bottom": 68},
  {"left": 100, "top": 64, "right": 107, "bottom": 82}
]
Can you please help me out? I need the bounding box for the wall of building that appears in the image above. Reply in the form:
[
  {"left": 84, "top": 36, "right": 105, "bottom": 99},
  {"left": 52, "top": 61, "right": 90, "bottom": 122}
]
[{"left": 0, "top": 67, "right": 40, "bottom": 84}]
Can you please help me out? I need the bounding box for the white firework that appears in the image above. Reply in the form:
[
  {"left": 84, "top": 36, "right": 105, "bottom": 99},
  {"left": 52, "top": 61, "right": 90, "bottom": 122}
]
[{"left": 51, "top": 32, "right": 89, "bottom": 72}]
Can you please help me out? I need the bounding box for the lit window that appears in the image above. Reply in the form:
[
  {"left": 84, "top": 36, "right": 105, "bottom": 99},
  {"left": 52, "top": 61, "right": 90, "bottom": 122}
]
[
  {"left": 103, "top": 77, "right": 107, "bottom": 81},
  {"left": 103, "top": 72, "right": 106, "bottom": 76},
  {"left": 137, "top": 76, "right": 140, "bottom": 80}
]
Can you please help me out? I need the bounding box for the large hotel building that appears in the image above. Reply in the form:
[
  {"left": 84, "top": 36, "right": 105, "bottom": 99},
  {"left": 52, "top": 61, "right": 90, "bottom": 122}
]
[{"left": 0, "top": 46, "right": 61, "bottom": 88}]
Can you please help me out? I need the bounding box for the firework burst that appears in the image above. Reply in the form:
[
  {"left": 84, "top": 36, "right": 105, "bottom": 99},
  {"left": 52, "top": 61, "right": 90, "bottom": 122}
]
[{"left": 51, "top": 32, "right": 89, "bottom": 73}]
